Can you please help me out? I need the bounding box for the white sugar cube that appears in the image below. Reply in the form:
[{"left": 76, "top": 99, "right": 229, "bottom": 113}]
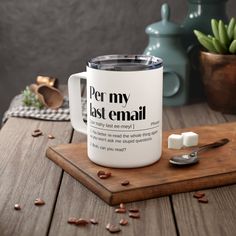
[
  {"left": 182, "top": 132, "right": 199, "bottom": 147},
  {"left": 168, "top": 134, "right": 183, "bottom": 149}
]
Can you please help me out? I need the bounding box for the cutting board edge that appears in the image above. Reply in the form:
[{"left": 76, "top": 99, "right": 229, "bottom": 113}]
[
  {"left": 46, "top": 146, "right": 114, "bottom": 204},
  {"left": 109, "top": 171, "right": 236, "bottom": 205}
]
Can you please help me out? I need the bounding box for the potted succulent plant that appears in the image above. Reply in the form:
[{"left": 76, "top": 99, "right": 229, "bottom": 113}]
[{"left": 194, "top": 17, "right": 236, "bottom": 113}]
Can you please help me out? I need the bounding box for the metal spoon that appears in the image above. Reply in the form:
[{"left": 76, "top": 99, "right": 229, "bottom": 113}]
[{"left": 169, "top": 138, "right": 229, "bottom": 166}]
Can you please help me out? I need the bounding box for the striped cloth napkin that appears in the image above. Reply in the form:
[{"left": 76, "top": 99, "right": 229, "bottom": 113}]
[{"left": 2, "top": 94, "right": 87, "bottom": 123}]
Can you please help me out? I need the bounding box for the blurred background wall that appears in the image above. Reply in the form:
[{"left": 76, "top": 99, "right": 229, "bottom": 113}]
[{"left": 0, "top": 0, "right": 235, "bottom": 121}]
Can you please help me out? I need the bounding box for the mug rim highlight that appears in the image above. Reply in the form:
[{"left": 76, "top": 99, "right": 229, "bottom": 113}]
[{"left": 87, "top": 54, "right": 163, "bottom": 71}]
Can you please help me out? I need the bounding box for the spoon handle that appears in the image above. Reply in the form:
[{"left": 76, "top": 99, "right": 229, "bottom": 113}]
[{"left": 196, "top": 138, "right": 229, "bottom": 154}]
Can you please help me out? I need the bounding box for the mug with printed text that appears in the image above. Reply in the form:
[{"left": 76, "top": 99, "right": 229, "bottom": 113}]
[{"left": 68, "top": 55, "right": 163, "bottom": 168}]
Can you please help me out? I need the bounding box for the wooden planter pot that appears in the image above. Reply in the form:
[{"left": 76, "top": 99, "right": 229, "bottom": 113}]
[{"left": 200, "top": 51, "right": 236, "bottom": 114}]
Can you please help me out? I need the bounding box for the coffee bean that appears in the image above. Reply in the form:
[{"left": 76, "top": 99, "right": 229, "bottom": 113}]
[
  {"left": 106, "top": 172, "right": 112, "bottom": 177},
  {"left": 68, "top": 217, "right": 78, "bottom": 224},
  {"left": 193, "top": 191, "right": 205, "bottom": 199},
  {"left": 106, "top": 223, "right": 112, "bottom": 230},
  {"left": 97, "top": 170, "right": 105, "bottom": 177},
  {"left": 48, "top": 134, "right": 55, "bottom": 139},
  {"left": 121, "top": 180, "right": 130, "bottom": 186},
  {"left": 14, "top": 204, "right": 21, "bottom": 210},
  {"left": 129, "top": 212, "right": 140, "bottom": 218},
  {"left": 75, "top": 218, "right": 89, "bottom": 226},
  {"left": 99, "top": 174, "right": 109, "bottom": 179},
  {"left": 198, "top": 197, "right": 209, "bottom": 203},
  {"left": 90, "top": 218, "right": 98, "bottom": 224},
  {"left": 34, "top": 129, "right": 41, "bottom": 132},
  {"left": 34, "top": 198, "right": 45, "bottom": 206},
  {"left": 32, "top": 130, "right": 43, "bottom": 137},
  {"left": 119, "top": 219, "right": 128, "bottom": 226},
  {"left": 119, "top": 203, "right": 125, "bottom": 209},
  {"left": 129, "top": 208, "right": 139, "bottom": 213},
  {"left": 108, "top": 225, "right": 121, "bottom": 233},
  {"left": 115, "top": 208, "right": 126, "bottom": 213}
]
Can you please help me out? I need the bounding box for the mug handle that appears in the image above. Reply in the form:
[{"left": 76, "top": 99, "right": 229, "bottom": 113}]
[{"left": 68, "top": 72, "right": 87, "bottom": 135}]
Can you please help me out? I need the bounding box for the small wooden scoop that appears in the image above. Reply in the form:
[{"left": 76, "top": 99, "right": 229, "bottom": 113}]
[{"left": 30, "top": 84, "right": 63, "bottom": 109}]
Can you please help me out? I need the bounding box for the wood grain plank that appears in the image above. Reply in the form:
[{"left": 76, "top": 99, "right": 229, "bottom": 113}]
[
  {"left": 168, "top": 104, "right": 236, "bottom": 236},
  {"left": 49, "top": 133, "right": 177, "bottom": 236},
  {"left": 0, "top": 118, "right": 72, "bottom": 236}
]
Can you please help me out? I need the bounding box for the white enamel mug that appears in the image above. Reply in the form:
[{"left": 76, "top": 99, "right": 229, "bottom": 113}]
[{"left": 68, "top": 55, "right": 163, "bottom": 168}]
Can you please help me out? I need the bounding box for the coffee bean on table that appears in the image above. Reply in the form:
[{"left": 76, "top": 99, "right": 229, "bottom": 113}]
[
  {"left": 119, "top": 203, "right": 125, "bottom": 209},
  {"left": 129, "top": 212, "right": 140, "bottom": 218},
  {"left": 119, "top": 219, "right": 128, "bottom": 226},
  {"left": 32, "top": 130, "right": 43, "bottom": 137},
  {"left": 34, "top": 198, "right": 45, "bottom": 206},
  {"left": 75, "top": 218, "right": 89, "bottom": 226},
  {"left": 115, "top": 208, "right": 126, "bottom": 213},
  {"left": 193, "top": 191, "right": 205, "bottom": 198},
  {"left": 129, "top": 208, "right": 139, "bottom": 213},
  {"left": 106, "top": 223, "right": 112, "bottom": 230},
  {"left": 198, "top": 197, "right": 209, "bottom": 203},
  {"left": 68, "top": 217, "right": 78, "bottom": 224},
  {"left": 90, "top": 218, "right": 98, "bottom": 224},
  {"left": 108, "top": 224, "right": 121, "bottom": 233},
  {"left": 48, "top": 134, "right": 55, "bottom": 139},
  {"left": 121, "top": 180, "right": 130, "bottom": 186},
  {"left": 14, "top": 204, "right": 21, "bottom": 210},
  {"left": 99, "top": 174, "right": 109, "bottom": 179}
]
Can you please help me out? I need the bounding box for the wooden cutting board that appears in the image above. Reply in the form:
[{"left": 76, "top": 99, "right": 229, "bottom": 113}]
[{"left": 46, "top": 122, "right": 236, "bottom": 205}]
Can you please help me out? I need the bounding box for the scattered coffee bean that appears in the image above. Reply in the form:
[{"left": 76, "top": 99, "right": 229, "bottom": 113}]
[
  {"left": 119, "top": 219, "right": 128, "bottom": 226},
  {"left": 14, "top": 204, "right": 21, "bottom": 210},
  {"left": 97, "top": 170, "right": 112, "bottom": 179},
  {"left": 68, "top": 217, "right": 78, "bottom": 224},
  {"left": 121, "top": 180, "right": 130, "bottom": 186},
  {"left": 106, "top": 172, "right": 112, "bottom": 177},
  {"left": 119, "top": 203, "right": 125, "bottom": 209},
  {"left": 106, "top": 223, "right": 112, "bottom": 230},
  {"left": 108, "top": 225, "right": 121, "bottom": 233},
  {"left": 34, "top": 198, "right": 45, "bottom": 206},
  {"left": 193, "top": 191, "right": 205, "bottom": 199},
  {"left": 32, "top": 130, "right": 43, "bottom": 137},
  {"left": 90, "top": 218, "right": 98, "bottom": 224},
  {"left": 198, "top": 197, "right": 209, "bottom": 203},
  {"left": 97, "top": 170, "right": 105, "bottom": 177},
  {"left": 48, "top": 134, "right": 55, "bottom": 139},
  {"left": 129, "top": 208, "right": 139, "bottom": 213},
  {"left": 75, "top": 218, "right": 89, "bottom": 226},
  {"left": 129, "top": 212, "right": 140, "bottom": 218},
  {"left": 115, "top": 208, "right": 126, "bottom": 213}
]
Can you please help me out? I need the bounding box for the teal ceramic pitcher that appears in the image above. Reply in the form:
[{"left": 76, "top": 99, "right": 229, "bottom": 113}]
[{"left": 144, "top": 3, "right": 189, "bottom": 106}]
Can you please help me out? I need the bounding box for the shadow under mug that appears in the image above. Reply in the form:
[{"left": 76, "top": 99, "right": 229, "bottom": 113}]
[{"left": 68, "top": 55, "right": 163, "bottom": 168}]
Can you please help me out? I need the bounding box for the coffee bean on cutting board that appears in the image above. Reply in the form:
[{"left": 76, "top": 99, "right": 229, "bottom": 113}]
[
  {"left": 68, "top": 217, "right": 78, "bottom": 224},
  {"left": 121, "top": 180, "right": 130, "bottom": 186},
  {"left": 75, "top": 218, "right": 89, "bottom": 226},
  {"left": 90, "top": 218, "right": 98, "bottom": 224},
  {"left": 115, "top": 208, "right": 126, "bottom": 213},
  {"left": 97, "top": 170, "right": 112, "bottom": 179},
  {"left": 128, "top": 208, "right": 139, "bottom": 213},
  {"left": 106, "top": 224, "right": 121, "bottom": 233},
  {"left": 119, "top": 203, "right": 126, "bottom": 209},
  {"left": 47, "top": 134, "right": 55, "bottom": 139}
]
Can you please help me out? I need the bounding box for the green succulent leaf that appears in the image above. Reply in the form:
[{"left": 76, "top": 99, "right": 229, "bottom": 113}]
[
  {"left": 229, "top": 39, "right": 236, "bottom": 54},
  {"left": 234, "top": 25, "right": 236, "bottom": 40},
  {"left": 212, "top": 38, "right": 227, "bottom": 53},
  {"left": 211, "top": 19, "right": 220, "bottom": 40},
  {"left": 194, "top": 30, "right": 208, "bottom": 39},
  {"left": 197, "top": 36, "right": 217, "bottom": 53},
  {"left": 227, "top": 17, "right": 236, "bottom": 40},
  {"left": 218, "top": 20, "right": 230, "bottom": 46}
]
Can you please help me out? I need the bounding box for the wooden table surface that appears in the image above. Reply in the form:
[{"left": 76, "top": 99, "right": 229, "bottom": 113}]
[{"left": 1, "top": 85, "right": 236, "bottom": 236}]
